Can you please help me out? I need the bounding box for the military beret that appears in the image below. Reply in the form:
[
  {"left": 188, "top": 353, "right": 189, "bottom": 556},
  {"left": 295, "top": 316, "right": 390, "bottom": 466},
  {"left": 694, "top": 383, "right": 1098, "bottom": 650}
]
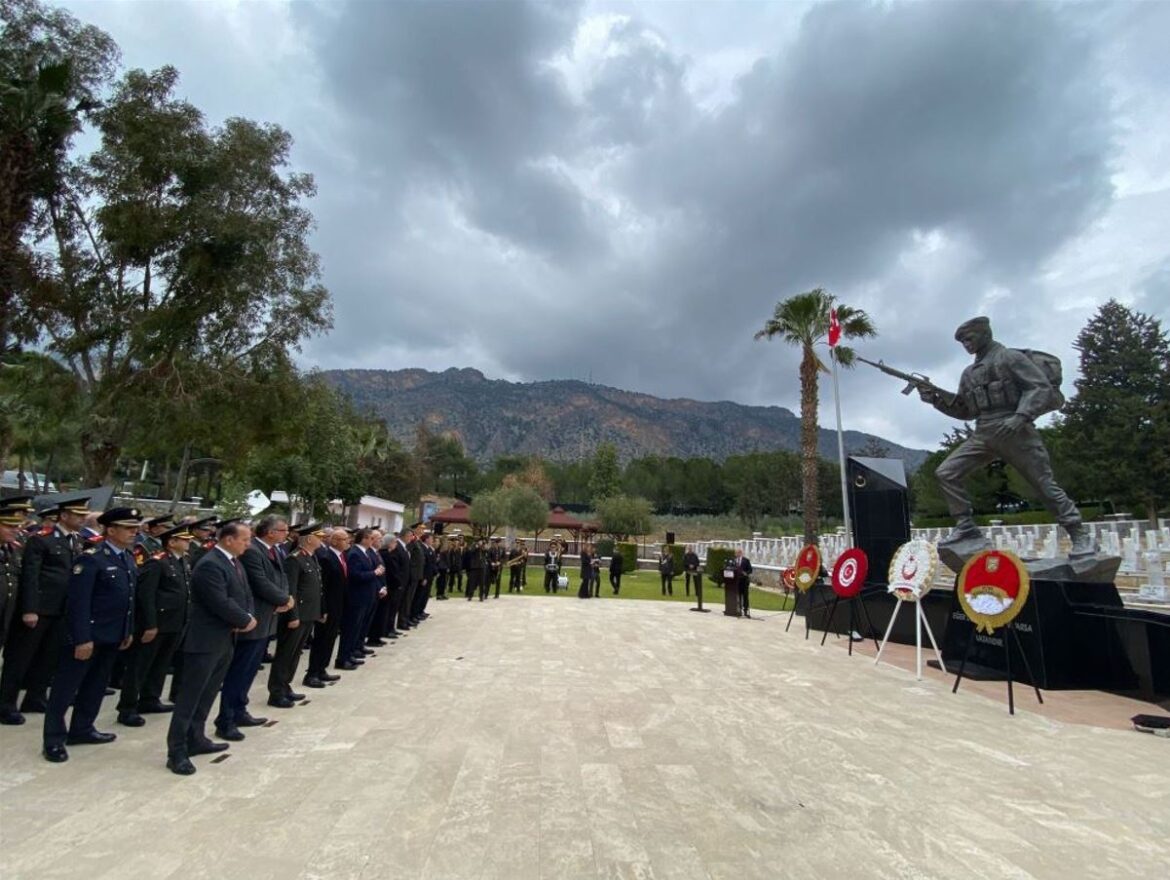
[
  {"left": 99, "top": 507, "right": 143, "bottom": 527},
  {"left": 145, "top": 514, "right": 174, "bottom": 528},
  {"left": 293, "top": 521, "right": 327, "bottom": 537},
  {"left": 954, "top": 316, "right": 991, "bottom": 340},
  {"left": 409, "top": 521, "right": 424, "bottom": 530},
  {"left": 158, "top": 524, "right": 195, "bottom": 542},
  {"left": 2, "top": 495, "right": 34, "bottom": 512}
]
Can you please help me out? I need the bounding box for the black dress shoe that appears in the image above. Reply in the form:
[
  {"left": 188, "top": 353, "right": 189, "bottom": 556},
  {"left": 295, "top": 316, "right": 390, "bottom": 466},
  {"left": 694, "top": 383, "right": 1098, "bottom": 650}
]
[
  {"left": 215, "top": 726, "right": 245, "bottom": 742},
  {"left": 267, "top": 695, "right": 296, "bottom": 709},
  {"left": 319, "top": 671, "right": 340, "bottom": 682},
  {"left": 104, "top": 687, "right": 116, "bottom": 696},
  {"left": 167, "top": 756, "right": 197, "bottom": 775},
  {"left": 302, "top": 676, "right": 327, "bottom": 689},
  {"left": 334, "top": 661, "right": 358, "bottom": 671},
  {"left": 287, "top": 691, "right": 306, "bottom": 701},
  {"left": 118, "top": 712, "right": 146, "bottom": 727},
  {"left": 0, "top": 708, "right": 26, "bottom": 726},
  {"left": 19, "top": 696, "right": 48, "bottom": 713},
  {"left": 384, "top": 632, "right": 399, "bottom": 639},
  {"left": 360, "top": 647, "right": 375, "bottom": 656},
  {"left": 263, "top": 652, "right": 275, "bottom": 663},
  {"left": 236, "top": 712, "right": 268, "bottom": 727},
  {"left": 366, "top": 638, "right": 386, "bottom": 647},
  {"left": 419, "top": 612, "right": 430, "bottom": 619},
  {"left": 43, "top": 744, "right": 69, "bottom": 763},
  {"left": 66, "top": 730, "right": 117, "bottom": 745},
  {"left": 138, "top": 701, "right": 175, "bottom": 714},
  {"left": 348, "top": 657, "right": 366, "bottom": 665},
  {"left": 188, "top": 739, "right": 229, "bottom": 756}
]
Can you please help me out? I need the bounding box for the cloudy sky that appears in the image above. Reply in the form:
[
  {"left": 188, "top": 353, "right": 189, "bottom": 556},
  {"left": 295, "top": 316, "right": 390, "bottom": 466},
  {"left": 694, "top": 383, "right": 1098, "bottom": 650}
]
[{"left": 58, "top": 0, "right": 1170, "bottom": 450}]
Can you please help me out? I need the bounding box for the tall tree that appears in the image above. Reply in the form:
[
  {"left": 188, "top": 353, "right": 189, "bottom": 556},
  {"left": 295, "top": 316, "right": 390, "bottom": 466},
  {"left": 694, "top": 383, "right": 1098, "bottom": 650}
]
[
  {"left": 755, "top": 288, "right": 876, "bottom": 543},
  {"left": 1, "top": 0, "right": 118, "bottom": 465},
  {"left": 20, "top": 64, "right": 329, "bottom": 483},
  {"left": 1060, "top": 300, "right": 1170, "bottom": 522},
  {"left": 588, "top": 441, "right": 621, "bottom": 503}
]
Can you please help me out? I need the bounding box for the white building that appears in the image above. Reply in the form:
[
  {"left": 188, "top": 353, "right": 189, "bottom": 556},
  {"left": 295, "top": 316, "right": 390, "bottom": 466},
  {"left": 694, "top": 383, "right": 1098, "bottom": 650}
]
[{"left": 330, "top": 495, "right": 406, "bottom": 533}]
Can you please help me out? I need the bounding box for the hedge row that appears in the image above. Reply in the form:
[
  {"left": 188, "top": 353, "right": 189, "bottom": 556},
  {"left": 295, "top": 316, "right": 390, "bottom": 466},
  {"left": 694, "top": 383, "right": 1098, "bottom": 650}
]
[{"left": 616, "top": 542, "right": 638, "bottom": 574}]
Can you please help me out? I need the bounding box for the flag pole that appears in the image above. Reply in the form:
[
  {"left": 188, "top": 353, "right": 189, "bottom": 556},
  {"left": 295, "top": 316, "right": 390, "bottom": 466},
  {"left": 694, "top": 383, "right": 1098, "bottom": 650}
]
[{"left": 831, "top": 346, "right": 853, "bottom": 549}]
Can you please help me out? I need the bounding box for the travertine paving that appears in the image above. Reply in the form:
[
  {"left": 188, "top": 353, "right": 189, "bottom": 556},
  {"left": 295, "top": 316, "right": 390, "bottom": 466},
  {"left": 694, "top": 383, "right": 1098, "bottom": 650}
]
[{"left": 1, "top": 597, "right": 1167, "bottom": 879}]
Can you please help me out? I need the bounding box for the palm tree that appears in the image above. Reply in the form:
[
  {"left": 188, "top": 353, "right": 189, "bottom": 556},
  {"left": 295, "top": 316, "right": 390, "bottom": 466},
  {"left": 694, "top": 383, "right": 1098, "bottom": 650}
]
[{"left": 755, "top": 288, "right": 876, "bottom": 544}]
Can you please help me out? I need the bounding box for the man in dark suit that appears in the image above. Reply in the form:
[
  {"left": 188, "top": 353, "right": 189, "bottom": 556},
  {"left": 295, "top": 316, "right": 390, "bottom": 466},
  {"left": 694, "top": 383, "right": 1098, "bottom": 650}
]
[
  {"left": 117, "top": 523, "right": 194, "bottom": 726},
  {"left": 42, "top": 507, "right": 140, "bottom": 763},
  {"left": 414, "top": 530, "right": 437, "bottom": 617},
  {"left": 268, "top": 523, "right": 325, "bottom": 707},
  {"left": 733, "top": 548, "right": 754, "bottom": 619},
  {"left": 683, "top": 545, "right": 702, "bottom": 598},
  {"left": 609, "top": 546, "right": 623, "bottom": 594},
  {"left": 337, "top": 528, "right": 383, "bottom": 669},
  {"left": 0, "top": 497, "right": 89, "bottom": 726},
  {"left": 397, "top": 526, "right": 420, "bottom": 629},
  {"left": 307, "top": 528, "right": 348, "bottom": 687},
  {"left": 377, "top": 532, "right": 407, "bottom": 640},
  {"left": 166, "top": 521, "right": 256, "bottom": 775},
  {"left": 215, "top": 516, "right": 292, "bottom": 739}
]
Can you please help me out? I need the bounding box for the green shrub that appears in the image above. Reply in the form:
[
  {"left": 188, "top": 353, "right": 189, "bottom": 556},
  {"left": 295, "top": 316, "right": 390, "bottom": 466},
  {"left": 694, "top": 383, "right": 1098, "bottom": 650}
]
[
  {"left": 669, "top": 543, "right": 686, "bottom": 575},
  {"left": 705, "top": 547, "right": 734, "bottom": 580},
  {"left": 595, "top": 538, "right": 615, "bottom": 559},
  {"left": 616, "top": 542, "right": 638, "bottom": 573}
]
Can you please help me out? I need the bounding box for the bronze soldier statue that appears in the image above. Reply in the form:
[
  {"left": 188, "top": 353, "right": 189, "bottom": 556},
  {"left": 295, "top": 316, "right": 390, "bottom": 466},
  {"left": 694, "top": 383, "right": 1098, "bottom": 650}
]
[{"left": 918, "top": 317, "right": 1095, "bottom": 558}]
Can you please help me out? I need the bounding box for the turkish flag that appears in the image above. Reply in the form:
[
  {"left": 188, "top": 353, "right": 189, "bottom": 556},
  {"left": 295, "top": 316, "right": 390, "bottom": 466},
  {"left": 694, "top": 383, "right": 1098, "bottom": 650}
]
[{"left": 828, "top": 308, "right": 841, "bottom": 348}]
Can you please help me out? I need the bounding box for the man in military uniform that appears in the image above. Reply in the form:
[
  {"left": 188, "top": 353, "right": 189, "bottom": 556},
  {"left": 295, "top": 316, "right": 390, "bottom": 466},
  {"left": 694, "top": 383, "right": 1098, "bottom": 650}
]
[
  {"left": 464, "top": 537, "right": 486, "bottom": 601},
  {"left": 185, "top": 517, "right": 218, "bottom": 566},
  {"left": 406, "top": 524, "right": 427, "bottom": 623},
  {"left": 487, "top": 536, "right": 504, "bottom": 599},
  {"left": 0, "top": 501, "right": 30, "bottom": 651},
  {"left": 133, "top": 515, "right": 174, "bottom": 568},
  {"left": 268, "top": 523, "right": 325, "bottom": 708},
  {"left": 42, "top": 507, "right": 141, "bottom": 763},
  {"left": 543, "top": 536, "right": 563, "bottom": 593},
  {"left": 166, "top": 520, "right": 256, "bottom": 775},
  {"left": 507, "top": 540, "right": 527, "bottom": 593},
  {"left": 448, "top": 532, "right": 464, "bottom": 596},
  {"left": 116, "top": 523, "right": 194, "bottom": 727},
  {"left": 0, "top": 497, "right": 89, "bottom": 725},
  {"left": 920, "top": 317, "right": 1095, "bottom": 556}
]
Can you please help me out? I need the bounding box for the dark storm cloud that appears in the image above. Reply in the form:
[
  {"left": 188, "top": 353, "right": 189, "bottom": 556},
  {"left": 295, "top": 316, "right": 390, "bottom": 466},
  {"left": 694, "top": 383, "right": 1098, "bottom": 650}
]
[{"left": 286, "top": 0, "right": 1127, "bottom": 445}]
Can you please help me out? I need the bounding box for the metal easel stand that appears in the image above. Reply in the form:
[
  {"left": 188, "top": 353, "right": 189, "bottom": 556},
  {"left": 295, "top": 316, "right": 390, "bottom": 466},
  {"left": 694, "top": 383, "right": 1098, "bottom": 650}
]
[
  {"left": 874, "top": 598, "right": 946, "bottom": 680},
  {"left": 952, "top": 622, "right": 1044, "bottom": 715},
  {"left": 690, "top": 579, "right": 710, "bottom": 613}
]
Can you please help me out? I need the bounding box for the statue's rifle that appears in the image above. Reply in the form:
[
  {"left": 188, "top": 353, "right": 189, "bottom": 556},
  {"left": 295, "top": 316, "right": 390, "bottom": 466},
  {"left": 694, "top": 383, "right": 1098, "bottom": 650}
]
[{"left": 856, "top": 357, "right": 941, "bottom": 399}]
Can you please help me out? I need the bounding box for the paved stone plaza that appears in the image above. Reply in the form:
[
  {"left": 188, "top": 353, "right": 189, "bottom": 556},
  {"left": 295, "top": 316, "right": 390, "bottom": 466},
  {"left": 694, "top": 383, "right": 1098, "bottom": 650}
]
[{"left": 1, "top": 596, "right": 1167, "bottom": 879}]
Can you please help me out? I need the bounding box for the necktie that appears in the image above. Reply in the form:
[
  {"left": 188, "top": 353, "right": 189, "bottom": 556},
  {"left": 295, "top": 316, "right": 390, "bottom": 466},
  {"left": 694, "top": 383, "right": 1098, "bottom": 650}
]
[
  {"left": 339, "top": 553, "right": 348, "bottom": 577},
  {"left": 268, "top": 546, "right": 276, "bottom": 562},
  {"left": 233, "top": 557, "right": 244, "bottom": 583}
]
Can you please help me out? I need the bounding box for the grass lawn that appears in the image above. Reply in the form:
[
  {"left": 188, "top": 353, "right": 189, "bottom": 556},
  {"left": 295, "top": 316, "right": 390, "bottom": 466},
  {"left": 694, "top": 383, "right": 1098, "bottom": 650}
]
[{"left": 463, "top": 567, "right": 795, "bottom": 612}]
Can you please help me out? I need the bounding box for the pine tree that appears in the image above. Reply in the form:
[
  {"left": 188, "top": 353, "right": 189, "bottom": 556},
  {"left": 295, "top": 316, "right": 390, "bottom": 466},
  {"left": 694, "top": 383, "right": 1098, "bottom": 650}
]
[{"left": 1060, "top": 300, "right": 1170, "bottom": 522}]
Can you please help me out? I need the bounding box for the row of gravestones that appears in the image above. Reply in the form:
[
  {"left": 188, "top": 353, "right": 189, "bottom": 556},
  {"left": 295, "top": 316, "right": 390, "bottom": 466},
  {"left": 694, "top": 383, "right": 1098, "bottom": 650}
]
[{"left": 693, "top": 519, "right": 1170, "bottom": 599}]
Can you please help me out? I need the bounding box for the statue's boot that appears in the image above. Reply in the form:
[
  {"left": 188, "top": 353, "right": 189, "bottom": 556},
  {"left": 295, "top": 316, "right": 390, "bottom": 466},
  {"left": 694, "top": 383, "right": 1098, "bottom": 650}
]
[
  {"left": 939, "top": 517, "right": 983, "bottom": 547},
  {"left": 1067, "top": 523, "right": 1098, "bottom": 558}
]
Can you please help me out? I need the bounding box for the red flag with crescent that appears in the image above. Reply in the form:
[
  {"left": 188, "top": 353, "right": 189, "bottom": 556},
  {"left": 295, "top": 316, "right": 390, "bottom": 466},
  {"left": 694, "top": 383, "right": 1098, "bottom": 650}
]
[{"left": 828, "top": 308, "right": 841, "bottom": 348}]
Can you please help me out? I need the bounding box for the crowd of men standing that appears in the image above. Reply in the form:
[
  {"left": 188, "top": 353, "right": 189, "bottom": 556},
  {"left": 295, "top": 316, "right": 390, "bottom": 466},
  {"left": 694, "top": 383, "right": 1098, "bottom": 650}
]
[{"left": 0, "top": 495, "right": 464, "bottom": 776}]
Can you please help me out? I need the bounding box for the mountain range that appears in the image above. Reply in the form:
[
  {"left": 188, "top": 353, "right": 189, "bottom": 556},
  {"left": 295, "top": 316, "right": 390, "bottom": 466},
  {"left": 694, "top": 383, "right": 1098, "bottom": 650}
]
[{"left": 322, "top": 368, "right": 929, "bottom": 469}]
